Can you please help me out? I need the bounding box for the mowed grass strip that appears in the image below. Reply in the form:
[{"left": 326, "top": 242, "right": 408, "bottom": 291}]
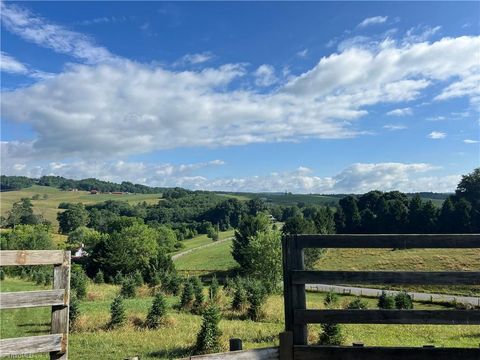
[
  {"left": 1, "top": 278, "right": 479, "bottom": 360},
  {"left": 172, "top": 230, "right": 235, "bottom": 255}
]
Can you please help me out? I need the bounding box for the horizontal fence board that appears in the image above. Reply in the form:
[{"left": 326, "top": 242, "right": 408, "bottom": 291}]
[
  {"left": 0, "top": 334, "right": 63, "bottom": 357},
  {"left": 291, "top": 270, "right": 480, "bottom": 285},
  {"left": 0, "top": 289, "right": 66, "bottom": 310},
  {"left": 0, "top": 250, "right": 65, "bottom": 266},
  {"left": 294, "top": 309, "right": 480, "bottom": 325},
  {"left": 296, "top": 234, "right": 480, "bottom": 249},
  {"left": 294, "top": 345, "right": 480, "bottom": 360}
]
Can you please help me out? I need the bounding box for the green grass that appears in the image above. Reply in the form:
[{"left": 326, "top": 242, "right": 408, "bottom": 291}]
[
  {"left": 174, "top": 239, "right": 237, "bottom": 271},
  {"left": 173, "top": 230, "right": 235, "bottom": 255},
  {"left": 1, "top": 185, "right": 162, "bottom": 229},
  {"left": 1, "top": 277, "right": 479, "bottom": 360}
]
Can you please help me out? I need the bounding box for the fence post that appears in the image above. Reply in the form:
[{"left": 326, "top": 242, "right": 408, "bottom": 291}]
[
  {"left": 291, "top": 235, "right": 307, "bottom": 345},
  {"left": 229, "top": 338, "right": 242, "bottom": 351},
  {"left": 50, "top": 251, "right": 70, "bottom": 360},
  {"left": 279, "top": 331, "right": 293, "bottom": 360}
]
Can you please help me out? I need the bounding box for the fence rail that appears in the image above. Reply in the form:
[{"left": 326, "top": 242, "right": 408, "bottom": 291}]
[
  {"left": 0, "top": 250, "right": 70, "bottom": 359},
  {"left": 281, "top": 234, "right": 480, "bottom": 359}
]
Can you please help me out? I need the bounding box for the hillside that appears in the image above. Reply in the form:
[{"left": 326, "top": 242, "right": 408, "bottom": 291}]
[{"left": 0, "top": 185, "right": 162, "bottom": 229}]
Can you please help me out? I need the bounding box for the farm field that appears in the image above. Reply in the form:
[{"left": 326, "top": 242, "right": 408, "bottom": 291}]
[
  {"left": 173, "top": 230, "right": 235, "bottom": 255},
  {"left": 0, "top": 185, "right": 162, "bottom": 229},
  {"left": 1, "top": 277, "right": 479, "bottom": 360}
]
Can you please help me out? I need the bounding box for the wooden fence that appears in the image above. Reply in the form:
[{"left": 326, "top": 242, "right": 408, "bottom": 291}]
[
  {"left": 0, "top": 250, "right": 71, "bottom": 359},
  {"left": 281, "top": 234, "right": 480, "bottom": 360}
]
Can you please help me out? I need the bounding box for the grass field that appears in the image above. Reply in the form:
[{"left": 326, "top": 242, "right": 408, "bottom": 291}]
[
  {"left": 173, "top": 230, "right": 235, "bottom": 255},
  {"left": 174, "top": 238, "right": 237, "bottom": 271},
  {"left": 1, "top": 277, "right": 479, "bottom": 360},
  {"left": 0, "top": 185, "right": 162, "bottom": 229}
]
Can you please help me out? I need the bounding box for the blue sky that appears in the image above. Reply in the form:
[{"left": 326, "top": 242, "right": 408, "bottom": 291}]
[{"left": 1, "top": 1, "right": 479, "bottom": 193}]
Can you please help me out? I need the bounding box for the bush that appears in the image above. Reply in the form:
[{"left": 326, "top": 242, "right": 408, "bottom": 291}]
[
  {"left": 378, "top": 291, "right": 395, "bottom": 309},
  {"left": 324, "top": 291, "right": 338, "bottom": 307},
  {"left": 69, "top": 292, "right": 80, "bottom": 330},
  {"left": 94, "top": 270, "right": 105, "bottom": 284},
  {"left": 209, "top": 276, "right": 220, "bottom": 301},
  {"left": 346, "top": 297, "right": 367, "bottom": 310},
  {"left": 71, "top": 264, "right": 88, "bottom": 300},
  {"left": 318, "top": 323, "right": 344, "bottom": 345},
  {"left": 180, "top": 281, "right": 194, "bottom": 309},
  {"left": 246, "top": 279, "right": 267, "bottom": 321},
  {"left": 120, "top": 277, "right": 137, "bottom": 298},
  {"left": 113, "top": 271, "right": 124, "bottom": 285},
  {"left": 35, "top": 272, "right": 45, "bottom": 285},
  {"left": 395, "top": 291, "right": 413, "bottom": 309},
  {"left": 146, "top": 291, "right": 167, "bottom": 329},
  {"left": 109, "top": 295, "right": 126, "bottom": 329},
  {"left": 194, "top": 305, "right": 222, "bottom": 355}
]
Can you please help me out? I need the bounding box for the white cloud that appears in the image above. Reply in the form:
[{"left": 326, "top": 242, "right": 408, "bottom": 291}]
[
  {"left": 383, "top": 124, "right": 407, "bottom": 131},
  {"left": 254, "top": 64, "right": 278, "bottom": 87},
  {"left": 463, "top": 139, "right": 479, "bottom": 144},
  {"left": 435, "top": 73, "right": 480, "bottom": 107},
  {"left": 0, "top": 2, "right": 115, "bottom": 64},
  {"left": 358, "top": 16, "right": 388, "bottom": 28},
  {"left": 428, "top": 131, "right": 446, "bottom": 139},
  {"left": 403, "top": 25, "right": 441, "bottom": 45},
  {"left": 296, "top": 49, "right": 308, "bottom": 58},
  {"left": 387, "top": 107, "right": 412, "bottom": 116},
  {"left": 1, "top": 159, "right": 458, "bottom": 193},
  {"left": 177, "top": 52, "right": 214, "bottom": 65},
  {"left": 2, "top": 36, "right": 479, "bottom": 161},
  {"left": 0, "top": 52, "right": 28, "bottom": 74}
]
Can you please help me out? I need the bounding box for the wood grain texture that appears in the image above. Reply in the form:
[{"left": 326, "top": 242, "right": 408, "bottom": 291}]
[
  {"left": 294, "top": 309, "right": 480, "bottom": 325},
  {"left": 0, "top": 250, "right": 64, "bottom": 266},
  {"left": 181, "top": 347, "right": 279, "bottom": 360},
  {"left": 50, "top": 251, "right": 70, "bottom": 360},
  {"left": 294, "top": 345, "right": 480, "bottom": 360},
  {"left": 0, "top": 289, "right": 66, "bottom": 309},
  {"left": 291, "top": 270, "right": 480, "bottom": 285},
  {"left": 296, "top": 234, "right": 480, "bottom": 249},
  {"left": 0, "top": 334, "right": 63, "bottom": 356}
]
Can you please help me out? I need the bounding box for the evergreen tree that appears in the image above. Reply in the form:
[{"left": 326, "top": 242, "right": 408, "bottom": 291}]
[
  {"left": 191, "top": 277, "right": 205, "bottom": 310},
  {"left": 439, "top": 197, "right": 455, "bottom": 233},
  {"left": 453, "top": 198, "right": 472, "bottom": 232},
  {"left": 324, "top": 291, "right": 339, "bottom": 307},
  {"left": 145, "top": 291, "right": 167, "bottom": 329},
  {"left": 71, "top": 264, "right": 88, "bottom": 300},
  {"left": 133, "top": 270, "right": 144, "bottom": 287},
  {"left": 318, "top": 323, "right": 344, "bottom": 345},
  {"left": 113, "top": 271, "right": 124, "bottom": 285},
  {"left": 120, "top": 277, "right": 137, "bottom": 298},
  {"left": 94, "top": 270, "right": 105, "bottom": 284},
  {"left": 378, "top": 291, "right": 395, "bottom": 309},
  {"left": 69, "top": 292, "right": 80, "bottom": 330},
  {"left": 109, "top": 295, "right": 126, "bottom": 329},
  {"left": 209, "top": 276, "right": 220, "bottom": 301},
  {"left": 180, "top": 281, "right": 194, "bottom": 309},
  {"left": 231, "top": 279, "right": 247, "bottom": 311},
  {"left": 194, "top": 305, "right": 222, "bottom": 355},
  {"left": 346, "top": 297, "right": 367, "bottom": 310},
  {"left": 395, "top": 292, "right": 413, "bottom": 309},
  {"left": 246, "top": 279, "right": 266, "bottom": 321},
  {"left": 35, "top": 272, "right": 45, "bottom": 285}
]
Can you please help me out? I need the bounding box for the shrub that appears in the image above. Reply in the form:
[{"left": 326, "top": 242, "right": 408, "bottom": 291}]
[
  {"left": 318, "top": 323, "right": 344, "bottom": 345},
  {"left": 194, "top": 305, "right": 222, "bottom": 355},
  {"left": 180, "top": 281, "right": 194, "bottom": 309},
  {"left": 109, "top": 295, "right": 126, "bottom": 329},
  {"left": 35, "top": 272, "right": 45, "bottom": 285},
  {"left": 209, "top": 276, "right": 220, "bottom": 301},
  {"left": 146, "top": 291, "right": 167, "bottom": 329},
  {"left": 94, "top": 270, "right": 105, "bottom": 284},
  {"left": 71, "top": 264, "right": 88, "bottom": 300},
  {"left": 346, "top": 297, "right": 367, "bottom": 310},
  {"left": 395, "top": 291, "right": 413, "bottom": 309},
  {"left": 113, "top": 271, "right": 124, "bottom": 285},
  {"left": 246, "top": 279, "right": 267, "bottom": 321},
  {"left": 20, "top": 268, "right": 27, "bottom": 280},
  {"left": 378, "top": 291, "right": 395, "bottom": 309},
  {"left": 324, "top": 291, "right": 338, "bottom": 307},
  {"left": 120, "top": 277, "right": 137, "bottom": 298},
  {"left": 69, "top": 292, "right": 80, "bottom": 330}
]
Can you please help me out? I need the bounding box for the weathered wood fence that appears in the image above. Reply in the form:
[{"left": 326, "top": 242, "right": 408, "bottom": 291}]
[
  {"left": 281, "top": 234, "right": 480, "bottom": 360},
  {"left": 0, "top": 250, "right": 71, "bottom": 359}
]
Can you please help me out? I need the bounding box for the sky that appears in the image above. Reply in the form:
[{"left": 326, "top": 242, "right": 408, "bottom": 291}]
[{"left": 1, "top": 1, "right": 479, "bottom": 194}]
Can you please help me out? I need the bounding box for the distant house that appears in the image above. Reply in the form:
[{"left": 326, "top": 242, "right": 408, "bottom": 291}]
[
  {"left": 72, "top": 243, "right": 88, "bottom": 258},
  {"left": 111, "top": 191, "right": 124, "bottom": 195},
  {"left": 90, "top": 189, "right": 98, "bottom": 195}
]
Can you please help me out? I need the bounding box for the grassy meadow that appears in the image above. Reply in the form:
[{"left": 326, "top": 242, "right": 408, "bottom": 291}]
[
  {"left": 1, "top": 276, "right": 479, "bottom": 360},
  {"left": 0, "top": 185, "right": 162, "bottom": 229}
]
